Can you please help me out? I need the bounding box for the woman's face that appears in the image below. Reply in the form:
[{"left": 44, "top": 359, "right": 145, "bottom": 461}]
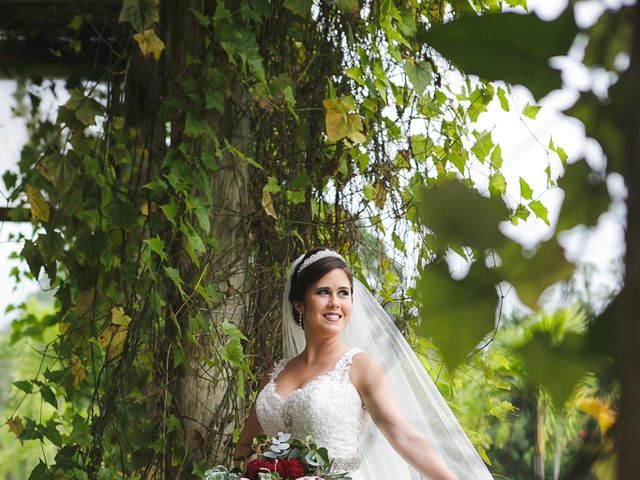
[{"left": 296, "top": 268, "right": 353, "bottom": 335}]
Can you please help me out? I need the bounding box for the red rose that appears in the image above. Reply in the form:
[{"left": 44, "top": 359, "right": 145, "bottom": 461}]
[
  {"left": 245, "top": 459, "right": 275, "bottom": 480},
  {"left": 284, "top": 458, "right": 306, "bottom": 479},
  {"left": 275, "top": 458, "right": 306, "bottom": 479}
]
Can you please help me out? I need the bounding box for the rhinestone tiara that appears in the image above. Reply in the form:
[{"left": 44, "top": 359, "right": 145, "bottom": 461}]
[{"left": 297, "top": 249, "right": 344, "bottom": 274}]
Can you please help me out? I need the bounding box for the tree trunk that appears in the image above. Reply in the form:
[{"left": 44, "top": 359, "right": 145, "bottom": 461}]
[
  {"left": 175, "top": 81, "right": 250, "bottom": 464},
  {"left": 161, "top": 0, "right": 250, "bottom": 468},
  {"left": 553, "top": 444, "right": 561, "bottom": 480},
  {"left": 618, "top": 3, "right": 640, "bottom": 479},
  {"left": 534, "top": 400, "right": 546, "bottom": 480}
]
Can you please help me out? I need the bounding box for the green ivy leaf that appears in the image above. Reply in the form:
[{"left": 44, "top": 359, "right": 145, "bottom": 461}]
[
  {"left": 143, "top": 179, "right": 167, "bottom": 192},
  {"left": 519, "top": 177, "right": 533, "bottom": 200},
  {"left": 415, "top": 262, "right": 498, "bottom": 370},
  {"left": 21, "top": 239, "right": 44, "bottom": 278},
  {"left": 42, "top": 152, "right": 77, "bottom": 193},
  {"left": 549, "top": 137, "right": 568, "bottom": 168},
  {"left": 284, "top": 0, "right": 312, "bottom": 17},
  {"left": 286, "top": 190, "right": 305, "bottom": 205},
  {"left": 40, "top": 385, "right": 58, "bottom": 409},
  {"left": 63, "top": 88, "right": 103, "bottom": 126},
  {"left": 213, "top": 2, "right": 232, "bottom": 23},
  {"left": 160, "top": 202, "right": 179, "bottom": 227},
  {"left": 145, "top": 236, "right": 168, "bottom": 261},
  {"left": 529, "top": 199, "right": 550, "bottom": 226},
  {"left": 523, "top": 103, "right": 541, "bottom": 119},
  {"left": 119, "top": 0, "right": 159, "bottom": 31},
  {"left": 106, "top": 201, "right": 139, "bottom": 230},
  {"left": 164, "top": 266, "right": 187, "bottom": 299},
  {"left": 471, "top": 130, "right": 494, "bottom": 163},
  {"left": 292, "top": 170, "right": 310, "bottom": 189},
  {"left": 497, "top": 86, "right": 510, "bottom": 111},
  {"left": 42, "top": 419, "right": 62, "bottom": 447},
  {"left": 13, "top": 380, "right": 33, "bottom": 394},
  {"left": 363, "top": 183, "right": 376, "bottom": 201},
  {"left": 490, "top": 145, "right": 503, "bottom": 168},
  {"left": 27, "top": 461, "right": 48, "bottom": 480},
  {"left": 205, "top": 88, "right": 225, "bottom": 113},
  {"left": 419, "top": 9, "right": 577, "bottom": 100},
  {"left": 189, "top": 7, "right": 211, "bottom": 27},
  {"left": 488, "top": 172, "right": 506, "bottom": 198},
  {"left": 264, "top": 176, "right": 281, "bottom": 194},
  {"left": 194, "top": 208, "right": 211, "bottom": 233},
  {"left": 222, "top": 337, "right": 244, "bottom": 367},
  {"left": 411, "top": 134, "right": 432, "bottom": 163},
  {"left": 68, "top": 415, "right": 93, "bottom": 448},
  {"left": 403, "top": 59, "right": 433, "bottom": 95},
  {"left": 222, "top": 321, "right": 248, "bottom": 340}
]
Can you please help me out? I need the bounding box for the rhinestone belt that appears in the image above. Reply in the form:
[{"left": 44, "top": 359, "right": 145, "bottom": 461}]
[{"left": 331, "top": 456, "right": 361, "bottom": 473}]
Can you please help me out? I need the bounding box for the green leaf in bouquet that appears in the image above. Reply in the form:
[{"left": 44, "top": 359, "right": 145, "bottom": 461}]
[
  {"left": 305, "top": 451, "right": 321, "bottom": 466},
  {"left": 316, "top": 447, "right": 330, "bottom": 467},
  {"left": 258, "top": 472, "right": 279, "bottom": 480},
  {"left": 288, "top": 446, "right": 302, "bottom": 458},
  {"left": 203, "top": 466, "right": 233, "bottom": 480}
]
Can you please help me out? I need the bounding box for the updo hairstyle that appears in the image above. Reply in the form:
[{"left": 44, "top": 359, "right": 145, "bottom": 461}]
[{"left": 288, "top": 247, "right": 354, "bottom": 323}]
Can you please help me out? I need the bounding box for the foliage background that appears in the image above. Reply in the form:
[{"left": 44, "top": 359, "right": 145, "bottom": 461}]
[{"left": 0, "top": 0, "right": 634, "bottom": 478}]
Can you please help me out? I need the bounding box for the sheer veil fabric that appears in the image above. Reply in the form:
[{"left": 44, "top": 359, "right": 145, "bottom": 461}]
[{"left": 282, "top": 254, "right": 493, "bottom": 480}]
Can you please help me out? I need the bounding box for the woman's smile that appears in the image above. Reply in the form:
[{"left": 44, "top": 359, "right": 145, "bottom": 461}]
[{"left": 322, "top": 312, "right": 342, "bottom": 322}]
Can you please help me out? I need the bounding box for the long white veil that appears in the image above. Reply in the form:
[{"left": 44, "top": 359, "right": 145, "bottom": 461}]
[{"left": 282, "top": 253, "right": 493, "bottom": 479}]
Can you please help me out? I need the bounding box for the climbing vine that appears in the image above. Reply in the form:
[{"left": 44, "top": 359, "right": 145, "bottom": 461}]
[{"left": 5, "top": 0, "right": 626, "bottom": 479}]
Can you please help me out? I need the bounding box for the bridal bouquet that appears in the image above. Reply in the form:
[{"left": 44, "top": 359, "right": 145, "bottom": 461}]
[{"left": 203, "top": 432, "right": 352, "bottom": 480}]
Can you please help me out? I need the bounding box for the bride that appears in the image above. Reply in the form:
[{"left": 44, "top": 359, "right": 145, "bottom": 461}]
[{"left": 233, "top": 248, "right": 493, "bottom": 480}]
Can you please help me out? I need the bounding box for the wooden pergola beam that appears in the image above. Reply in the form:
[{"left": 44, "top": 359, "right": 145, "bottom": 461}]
[
  {"left": 0, "top": 206, "right": 30, "bottom": 222},
  {"left": 0, "top": 0, "right": 120, "bottom": 79}
]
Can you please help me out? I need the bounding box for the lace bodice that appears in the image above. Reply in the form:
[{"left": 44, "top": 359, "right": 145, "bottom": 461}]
[{"left": 255, "top": 348, "right": 369, "bottom": 471}]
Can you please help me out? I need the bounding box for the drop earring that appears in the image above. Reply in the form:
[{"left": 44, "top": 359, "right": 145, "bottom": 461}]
[{"left": 297, "top": 311, "right": 304, "bottom": 329}]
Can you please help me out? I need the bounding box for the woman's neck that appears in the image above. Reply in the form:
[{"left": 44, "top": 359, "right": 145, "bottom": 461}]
[{"left": 300, "top": 336, "right": 347, "bottom": 364}]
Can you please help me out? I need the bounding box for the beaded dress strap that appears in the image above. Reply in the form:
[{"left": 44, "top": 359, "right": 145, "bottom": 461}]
[
  {"left": 269, "top": 358, "right": 289, "bottom": 382},
  {"left": 334, "top": 347, "right": 363, "bottom": 382}
]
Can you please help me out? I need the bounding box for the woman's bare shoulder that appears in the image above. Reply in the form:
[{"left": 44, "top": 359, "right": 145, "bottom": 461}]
[{"left": 350, "top": 351, "right": 385, "bottom": 388}]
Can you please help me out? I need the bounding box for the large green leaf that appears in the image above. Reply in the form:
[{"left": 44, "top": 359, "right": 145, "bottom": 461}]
[
  {"left": 418, "top": 180, "right": 509, "bottom": 249},
  {"left": 556, "top": 159, "right": 610, "bottom": 232},
  {"left": 564, "top": 91, "right": 624, "bottom": 172},
  {"left": 497, "top": 239, "right": 575, "bottom": 309},
  {"left": 414, "top": 262, "right": 498, "bottom": 370},
  {"left": 419, "top": 10, "right": 577, "bottom": 100},
  {"left": 517, "top": 331, "right": 590, "bottom": 405},
  {"left": 586, "top": 299, "right": 616, "bottom": 358}
]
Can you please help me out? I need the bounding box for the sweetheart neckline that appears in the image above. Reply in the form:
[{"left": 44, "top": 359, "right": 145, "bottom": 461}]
[{"left": 271, "top": 347, "right": 358, "bottom": 403}]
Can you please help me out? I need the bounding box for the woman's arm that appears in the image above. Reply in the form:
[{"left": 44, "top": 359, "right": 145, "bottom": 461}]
[
  {"left": 232, "top": 367, "right": 272, "bottom": 463},
  {"left": 350, "top": 353, "right": 458, "bottom": 480}
]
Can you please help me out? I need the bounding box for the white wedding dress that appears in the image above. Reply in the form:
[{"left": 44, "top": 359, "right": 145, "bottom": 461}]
[
  {"left": 255, "top": 347, "right": 368, "bottom": 479},
  {"left": 270, "top": 252, "right": 494, "bottom": 480}
]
